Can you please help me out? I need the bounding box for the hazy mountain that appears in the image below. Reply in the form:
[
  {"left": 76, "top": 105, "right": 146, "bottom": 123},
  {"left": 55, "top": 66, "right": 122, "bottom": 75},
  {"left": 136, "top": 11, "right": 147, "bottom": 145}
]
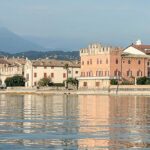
[
  {"left": 0, "top": 50, "right": 79, "bottom": 60},
  {"left": 0, "top": 27, "right": 44, "bottom": 53}
]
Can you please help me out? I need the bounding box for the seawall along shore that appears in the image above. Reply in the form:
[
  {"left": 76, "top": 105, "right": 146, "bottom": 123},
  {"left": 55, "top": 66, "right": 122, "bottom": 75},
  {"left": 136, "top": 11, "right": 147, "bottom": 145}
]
[{"left": 0, "top": 85, "right": 150, "bottom": 96}]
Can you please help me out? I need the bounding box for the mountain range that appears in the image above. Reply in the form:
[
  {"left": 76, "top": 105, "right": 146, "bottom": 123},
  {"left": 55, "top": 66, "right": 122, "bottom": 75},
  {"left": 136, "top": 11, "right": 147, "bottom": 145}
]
[
  {"left": 0, "top": 50, "right": 79, "bottom": 60},
  {"left": 0, "top": 27, "right": 45, "bottom": 53},
  {"left": 0, "top": 27, "right": 79, "bottom": 60}
]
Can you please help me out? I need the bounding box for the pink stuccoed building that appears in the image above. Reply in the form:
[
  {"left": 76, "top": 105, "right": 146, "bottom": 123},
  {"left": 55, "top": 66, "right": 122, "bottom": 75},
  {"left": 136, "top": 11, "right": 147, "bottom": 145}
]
[{"left": 78, "top": 41, "right": 150, "bottom": 89}]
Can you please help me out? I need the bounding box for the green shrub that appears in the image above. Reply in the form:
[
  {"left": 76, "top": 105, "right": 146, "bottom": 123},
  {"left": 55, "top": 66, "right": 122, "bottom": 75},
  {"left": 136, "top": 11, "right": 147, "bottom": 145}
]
[
  {"left": 110, "top": 79, "right": 118, "bottom": 85},
  {"left": 5, "top": 75, "right": 25, "bottom": 87},
  {"left": 66, "top": 78, "right": 79, "bottom": 85},
  {"left": 137, "top": 77, "right": 147, "bottom": 85},
  {"left": 146, "top": 78, "right": 150, "bottom": 85},
  {"left": 51, "top": 83, "right": 65, "bottom": 87},
  {"left": 38, "top": 77, "right": 51, "bottom": 87}
]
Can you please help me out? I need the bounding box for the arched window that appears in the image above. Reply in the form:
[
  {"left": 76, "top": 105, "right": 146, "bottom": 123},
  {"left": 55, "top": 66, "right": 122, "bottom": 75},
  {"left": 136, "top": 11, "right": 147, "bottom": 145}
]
[
  {"left": 89, "top": 71, "right": 93, "bottom": 77},
  {"left": 127, "top": 70, "right": 132, "bottom": 77},
  {"left": 137, "top": 70, "right": 142, "bottom": 77},
  {"left": 97, "top": 58, "right": 99, "bottom": 64},
  {"left": 100, "top": 60, "right": 102, "bottom": 64},
  {"left": 106, "top": 59, "right": 108, "bottom": 64},
  {"left": 128, "top": 60, "right": 131, "bottom": 64},
  {"left": 116, "top": 59, "right": 118, "bottom": 64},
  {"left": 138, "top": 60, "right": 141, "bottom": 65}
]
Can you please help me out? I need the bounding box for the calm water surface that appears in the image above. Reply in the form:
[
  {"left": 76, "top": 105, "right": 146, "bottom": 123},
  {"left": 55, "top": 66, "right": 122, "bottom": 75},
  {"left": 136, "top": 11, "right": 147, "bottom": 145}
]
[{"left": 0, "top": 94, "right": 150, "bottom": 149}]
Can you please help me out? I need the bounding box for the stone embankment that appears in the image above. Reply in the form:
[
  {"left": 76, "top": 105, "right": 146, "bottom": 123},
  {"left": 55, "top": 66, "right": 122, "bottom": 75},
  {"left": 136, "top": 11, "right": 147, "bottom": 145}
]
[{"left": 0, "top": 85, "right": 150, "bottom": 95}]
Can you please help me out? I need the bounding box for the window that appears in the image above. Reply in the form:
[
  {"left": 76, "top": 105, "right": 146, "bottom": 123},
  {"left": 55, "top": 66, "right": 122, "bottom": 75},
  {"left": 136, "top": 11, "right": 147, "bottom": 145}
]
[
  {"left": 116, "top": 59, "right": 118, "bottom": 64},
  {"left": 148, "top": 62, "right": 150, "bottom": 66},
  {"left": 83, "top": 82, "right": 87, "bottom": 87},
  {"left": 100, "top": 60, "right": 102, "bottom": 64},
  {"left": 127, "top": 70, "right": 132, "bottom": 77},
  {"left": 101, "top": 71, "right": 103, "bottom": 76},
  {"left": 44, "top": 66, "right": 47, "bottom": 69},
  {"left": 34, "top": 66, "right": 37, "bottom": 69},
  {"left": 34, "top": 73, "right": 37, "bottom": 78},
  {"left": 138, "top": 60, "right": 141, "bottom": 65},
  {"left": 51, "top": 73, "right": 54, "bottom": 78},
  {"left": 97, "top": 59, "right": 99, "bottom": 64},
  {"left": 81, "top": 72, "right": 85, "bottom": 77},
  {"left": 87, "top": 72, "right": 89, "bottom": 76},
  {"left": 75, "top": 71, "right": 78, "bottom": 74},
  {"left": 69, "top": 71, "right": 71, "bottom": 74},
  {"left": 26, "top": 74, "right": 29, "bottom": 80},
  {"left": 89, "top": 71, "right": 93, "bottom": 77},
  {"left": 148, "top": 71, "right": 150, "bottom": 77},
  {"left": 127, "top": 71, "right": 129, "bottom": 77},
  {"left": 137, "top": 70, "right": 142, "bottom": 77},
  {"left": 82, "top": 61, "right": 84, "bottom": 65},
  {"left": 128, "top": 60, "right": 131, "bottom": 64},
  {"left": 44, "top": 73, "right": 47, "bottom": 78},
  {"left": 114, "top": 70, "right": 117, "bottom": 76},
  {"left": 34, "top": 82, "right": 37, "bottom": 86},
  {"left": 51, "top": 66, "right": 54, "bottom": 69},
  {"left": 106, "top": 59, "right": 108, "bottom": 64},
  {"left": 87, "top": 61, "right": 89, "bottom": 65},
  {"left": 96, "top": 71, "right": 99, "bottom": 76},
  {"left": 96, "top": 82, "right": 100, "bottom": 87},
  {"left": 137, "top": 71, "right": 139, "bottom": 77},
  {"left": 90, "top": 59, "right": 92, "bottom": 64},
  {"left": 63, "top": 73, "right": 66, "bottom": 78}
]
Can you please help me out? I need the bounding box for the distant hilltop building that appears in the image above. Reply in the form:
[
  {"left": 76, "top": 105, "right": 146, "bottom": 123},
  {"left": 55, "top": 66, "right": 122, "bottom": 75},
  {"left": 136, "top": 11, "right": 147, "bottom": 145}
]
[{"left": 78, "top": 41, "right": 150, "bottom": 89}]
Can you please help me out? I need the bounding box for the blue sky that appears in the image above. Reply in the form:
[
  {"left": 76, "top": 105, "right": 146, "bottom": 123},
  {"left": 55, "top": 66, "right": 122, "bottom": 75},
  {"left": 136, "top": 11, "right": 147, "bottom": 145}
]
[{"left": 0, "top": 0, "right": 149, "bottom": 50}]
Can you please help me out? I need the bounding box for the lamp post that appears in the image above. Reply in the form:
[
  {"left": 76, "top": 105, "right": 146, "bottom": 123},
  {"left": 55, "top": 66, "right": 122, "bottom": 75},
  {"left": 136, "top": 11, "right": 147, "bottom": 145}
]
[{"left": 135, "top": 77, "right": 137, "bottom": 85}]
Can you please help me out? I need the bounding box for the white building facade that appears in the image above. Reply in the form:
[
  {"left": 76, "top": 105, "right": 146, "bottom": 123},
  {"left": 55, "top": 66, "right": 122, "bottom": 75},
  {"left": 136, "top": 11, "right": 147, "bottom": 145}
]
[
  {"left": 24, "top": 59, "right": 80, "bottom": 87},
  {"left": 0, "top": 58, "right": 24, "bottom": 84}
]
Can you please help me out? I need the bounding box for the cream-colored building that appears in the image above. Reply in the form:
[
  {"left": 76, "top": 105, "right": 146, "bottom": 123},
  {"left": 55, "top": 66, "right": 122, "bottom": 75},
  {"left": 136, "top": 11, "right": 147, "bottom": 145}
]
[
  {"left": 0, "top": 57, "right": 24, "bottom": 84},
  {"left": 24, "top": 59, "right": 80, "bottom": 87}
]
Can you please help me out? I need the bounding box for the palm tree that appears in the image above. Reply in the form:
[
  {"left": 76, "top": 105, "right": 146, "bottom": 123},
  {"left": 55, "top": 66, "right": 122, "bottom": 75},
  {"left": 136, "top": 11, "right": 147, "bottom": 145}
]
[{"left": 64, "top": 63, "right": 69, "bottom": 89}]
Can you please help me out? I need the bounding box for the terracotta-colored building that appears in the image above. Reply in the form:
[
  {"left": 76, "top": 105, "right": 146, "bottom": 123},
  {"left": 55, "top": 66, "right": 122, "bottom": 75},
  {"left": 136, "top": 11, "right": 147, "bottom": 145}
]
[
  {"left": 121, "top": 40, "right": 150, "bottom": 81},
  {"left": 78, "top": 40, "right": 150, "bottom": 89},
  {"left": 78, "top": 43, "right": 122, "bottom": 89}
]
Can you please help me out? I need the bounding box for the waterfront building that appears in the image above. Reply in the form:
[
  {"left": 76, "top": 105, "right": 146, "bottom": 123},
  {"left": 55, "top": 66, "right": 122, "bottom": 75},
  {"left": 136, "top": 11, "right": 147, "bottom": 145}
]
[
  {"left": 0, "top": 57, "right": 24, "bottom": 84},
  {"left": 24, "top": 59, "right": 80, "bottom": 87},
  {"left": 78, "top": 43, "right": 122, "bottom": 89},
  {"left": 78, "top": 40, "right": 150, "bottom": 89},
  {"left": 122, "top": 40, "right": 150, "bottom": 81}
]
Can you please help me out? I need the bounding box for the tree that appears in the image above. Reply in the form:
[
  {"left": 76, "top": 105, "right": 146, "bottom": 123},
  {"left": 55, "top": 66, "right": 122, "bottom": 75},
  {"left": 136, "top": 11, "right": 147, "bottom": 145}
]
[
  {"left": 66, "top": 77, "right": 78, "bottom": 85},
  {"left": 110, "top": 79, "right": 118, "bottom": 85},
  {"left": 137, "top": 76, "right": 147, "bottom": 85},
  {"left": 38, "top": 77, "right": 51, "bottom": 87},
  {"left": 66, "top": 77, "right": 79, "bottom": 89},
  {"left": 5, "top": 75, "right": 25, "bottom": 87},
  {"left": 64, "top": 63, "right": 69, "bottom": 88}
]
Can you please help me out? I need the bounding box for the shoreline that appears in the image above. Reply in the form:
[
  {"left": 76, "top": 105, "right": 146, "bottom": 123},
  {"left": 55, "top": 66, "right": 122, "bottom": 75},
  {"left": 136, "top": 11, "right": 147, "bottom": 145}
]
[{"left": 1, "top": 88, "right": 150, "bottom": 96}]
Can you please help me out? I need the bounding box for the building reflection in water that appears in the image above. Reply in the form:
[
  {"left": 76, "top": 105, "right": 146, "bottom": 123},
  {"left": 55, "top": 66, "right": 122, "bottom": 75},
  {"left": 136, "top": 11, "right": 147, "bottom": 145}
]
[
  {"left": 78, "top": 95, "right": 150, "bottom": 149},
  {"left": 0, "top": 94, "right": 150, "bottom": 149}
]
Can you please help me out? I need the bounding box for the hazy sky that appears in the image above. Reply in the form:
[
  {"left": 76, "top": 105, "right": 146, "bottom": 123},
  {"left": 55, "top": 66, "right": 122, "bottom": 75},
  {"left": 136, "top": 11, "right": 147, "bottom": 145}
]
[{"left": 0, "top": 0, "right": 150, "bottom": 50}]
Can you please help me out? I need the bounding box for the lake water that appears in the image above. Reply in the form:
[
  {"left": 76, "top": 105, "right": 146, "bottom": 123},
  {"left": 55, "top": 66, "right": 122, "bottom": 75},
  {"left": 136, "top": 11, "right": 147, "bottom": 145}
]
[{"left": 0, "top": 94, "right": 150, "bottom": 149}]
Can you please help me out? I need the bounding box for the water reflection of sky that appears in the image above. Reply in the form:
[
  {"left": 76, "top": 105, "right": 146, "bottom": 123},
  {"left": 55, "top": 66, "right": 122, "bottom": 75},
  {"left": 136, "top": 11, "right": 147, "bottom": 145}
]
[{"left": 0, "top": 94, "right": 150, "bottom": 149}]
